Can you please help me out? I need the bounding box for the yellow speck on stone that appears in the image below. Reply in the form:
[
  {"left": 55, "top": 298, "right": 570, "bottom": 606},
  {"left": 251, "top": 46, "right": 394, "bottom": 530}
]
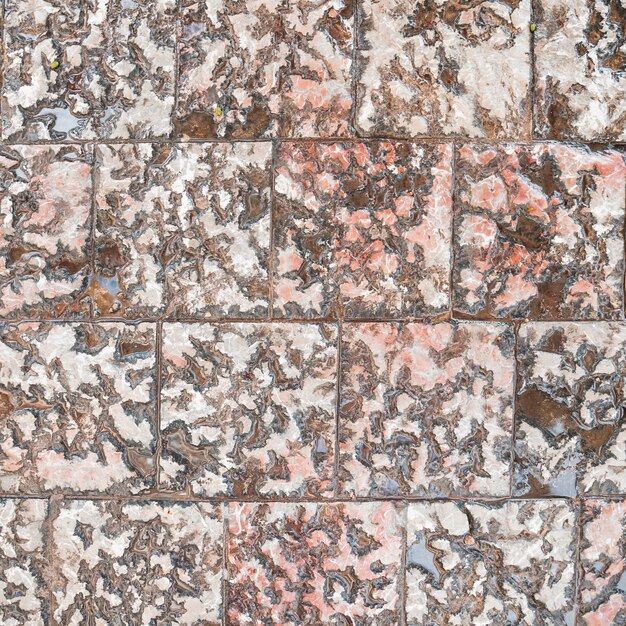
[
  {"left": 530, "top": 24, "right": 536, "bottom": 32},
  {"left": 214, "top": 106, "right": 223, "bottom": 117},
  {"left": 50, "top": 60, "right": 60, "bottom": 69}
]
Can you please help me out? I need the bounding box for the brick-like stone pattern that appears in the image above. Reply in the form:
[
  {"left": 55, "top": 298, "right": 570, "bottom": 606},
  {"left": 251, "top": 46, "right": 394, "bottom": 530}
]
[{"left": 0, "top": 0, "right": 624, "bottom": 624}]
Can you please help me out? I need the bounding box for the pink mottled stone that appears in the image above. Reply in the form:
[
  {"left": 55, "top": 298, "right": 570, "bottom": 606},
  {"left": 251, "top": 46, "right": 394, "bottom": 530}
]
[
  {"left": 274, "top": 142, "right": 452, "bottom": 318},
  {"left": 339, "top": 321, "right": 515, "bottom": 496},
  {"left": 226, "top": 501, "right": 403, "bottom": 625},
  {"left": 454, "top": 143, "right": 625, "bottom": 319}
]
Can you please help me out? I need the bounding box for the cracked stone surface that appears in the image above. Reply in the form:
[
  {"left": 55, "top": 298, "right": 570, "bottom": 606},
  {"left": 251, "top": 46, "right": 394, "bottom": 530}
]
[
  {"left": 0, "top": 322, "right": 157, "bottom": 494},
  {"left": 273, "top": 142, "right": 452, "bottom": 318},
  {"left": 534, "top": 0, "right": 626, "bottom": 141},
  {"left": 160, "top": 322, "right": 338, "bottom": 497},
  {"left": 94, "top": 142, "right": 272, "bottom": 318},
  {"left": 176, "top": 0, "right": 353, "bottom": 138},
  {"left": 226, "top": 502, "right": 403, "bottom": 625},
  {"left": 48, "top": 499, "right": 223, "bottom": 625},
  {"left": 579, "top": 498, "right": 626, "bottom": 625},
  {"left": 0, "top": 498, "right": 48, "bottom": 626},
  {"left": 355, "top": 0, "right": 532, "bottom": 138},
  {"left": 515, "top": 322, "right": 626, "bottom": 497},
  {"left": 406, "top": 500, "right": 577, "bottom": 625},
  {"left": 0, "top": 145, "right": 92, "bottom": 319},
  {"left": 453, "top": 143, "right": 625, "bottom": 320},
  {"left": 0, "top": 0, "right": 624, "bottom": 623},
  {"left": 339, "top": 321, "right": 515, "bottom": 497},
  {"left": 2, "top": 0, "right": 176, "bottom": 141}
]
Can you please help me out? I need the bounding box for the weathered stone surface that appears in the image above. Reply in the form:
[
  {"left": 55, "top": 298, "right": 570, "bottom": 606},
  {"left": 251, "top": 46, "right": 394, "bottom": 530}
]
[
  {"left": 0, "top": 322, "right": 157, "bottom": 494},
  {"left": 356, "top": 0, "right": 532, "bottom": 138},
  {"left": 2, "top": 0, "right": 176, "bottom": 141},
  {"left": 534, "top": 0, "right": 626, "bottom": 141}
]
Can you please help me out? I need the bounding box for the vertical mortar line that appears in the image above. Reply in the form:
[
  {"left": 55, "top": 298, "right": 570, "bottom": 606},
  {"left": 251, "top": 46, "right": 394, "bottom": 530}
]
[
  {"left": 333, "top": 321, "right": 343, "bottom": 499},
  {"left": 46, "top": 495, "right": 58, "bottom": 626},
  {"left": 448, "top": 141, "right": 457, "bottom": 320},
  {"left": 222, "top": 502, "right": 228, "bottom": 626},
  {"left": 350, "top": 0, "right": 360, "bottom": 136},
  {"left": 529, "top": 0, "right": 537, "bottom": 139},
  {"left": 154, "top": 320, "right": 163, "bottom": 490},
  {"left": 509, "top": 320, "right": 521, "bottom": 498},
  {"left": 173, "top": 0, "right": 181, "bottom": 120},
  {"left": 622, "top": 176, "right": 625, "bottom": 320},
  {"left": 89, "top": 143, "right": 98, "bottom": 320},
  {"left": 400, "top": 502, "right": 409, "bottom": 626},
  {"left": 268, "top": 139, "right": 277, "bottom": 320},
  {"left": 573, "top": 497, "right": 583, "bottom": 626}
]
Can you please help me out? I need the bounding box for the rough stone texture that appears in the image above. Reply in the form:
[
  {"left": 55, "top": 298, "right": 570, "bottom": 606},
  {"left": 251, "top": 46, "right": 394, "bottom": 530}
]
[
  {"left": 579, "top": 498, "right": 626, "bottom": 625},
  {"left": 0, "top": 322, "right": 157, "bottom": 494},
  {"left": 273, "top": 142, "right": 452, "bottom": 318},
  {"left": 48, "top": 499, "right": 223, "bottom": 625},
  {"left": 534, "top": 0, "right": 626, "bottom": 141},
  {"left": 2, "top": 0, "right": 176, "bottom": 141},
  {"left": 453, "top": 143, "right": 625, "bottom": 320},
  {"left": 161, "top": 323, "right": 338, "bottom": 497},
  {"left": 356, "top": 0, "right": 531, "bottom": 138},
  {"left": 406, "top": 500, "right": 577, "bottom": 625},
  {"left": 176, "top": 0, "right": 353, "bottom": 139},
  {"left": 94, "top": 142, "right": 272, "bottom": 318},
  {"left": 0, "top": 1, "right": 624, "bottom": 623},
  {"left": 0, "top": 145, "right": 92, "bottom": 319},
  {"left": 0, "top": 498, "right": 48, "bottom": 626},
  {"left": 515, "top": 323, "right": 626, "bottom": 497},
  {"left": 339, "top": 321, "right": 515, "bottom": 497},
  {"left": 226, "top": 502, "right": 403, "bottom": 625}
]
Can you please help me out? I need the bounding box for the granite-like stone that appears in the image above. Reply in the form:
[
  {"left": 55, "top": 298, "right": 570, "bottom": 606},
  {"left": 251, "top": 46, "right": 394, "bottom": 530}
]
[
  {"left": 535, "top": 0, "right": 626, "bottom": 141},
  {"left": 49, "top": 499, "right": 223, "bottom": 625},
  {"left": 356, "top": 0, "right": 531, "bottom": 138},
  {"left": 0, "top": 145, "right": 92, "bottom": 318},
  {"left": 515, "top": 323, "right": 626, "bottom": 497},
  {"left": 2, "top": 0, "right": 176, "bottom": 141},
  {"left": 176, "top": 0, "right": 353, "bottom": 138},
  {"left": 579, "top": 498, "right": 626, "bottom": 625},
  {"left": 453, "top": 143, "right": 625, "bottom": 319},
  {"left": 161, "top": 322, "right": 337, "bottom": 496},
  {"left": 406, "top": 500, "right": 577, "bottom": 625},
  {"left": 0, "top": 322, "right": 157, "bottom": 494},
  {"left": 226, "top": 502, "right": 403, "bottom": 625},
  {"left": 94, "top": 142, "right": 272, "bottom": 318},
  {"left": 339, "top": 321, "right": 515, "bottom": 496},
  {"left": 0, "top": 499, "right": 48, "bottom": 626},
  {"left": 273, "top": 142, "right": 452, "bottom": 318}
]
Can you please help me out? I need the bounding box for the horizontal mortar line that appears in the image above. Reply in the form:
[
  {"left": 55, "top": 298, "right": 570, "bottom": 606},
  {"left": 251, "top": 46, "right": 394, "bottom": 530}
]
[
  {"left": 0, "top": 137, "right": 624, "bottom": 148},
  {"left": 0, "top": 492, "right": 621, "bottom": 503},
  {"left": 1, "top": 316, "right": 625, "bottom": 325}
]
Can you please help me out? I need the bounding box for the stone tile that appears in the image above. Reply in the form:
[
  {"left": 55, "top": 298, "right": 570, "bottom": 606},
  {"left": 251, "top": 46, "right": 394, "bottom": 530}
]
[
  {"left": 273, "top": 142, "right": 452, "bottom": 319},
  {"left": 226, "top": 501, "right": 402, "bottom": 625},
  {"left": 2, "top": 0, "right": 176, "bottom": 141},
  {"left": 49, "top": 499, "right": 223, "bottom": 626},
  {"left": 94, "top": 142, "right": 272, "bottom": 318},
  {"left": 515, "top": 323, "right": 626, "bottom": 497},
  {"left": 0, "top": 145, "right": 92, "bottom": 319},
  {"left": 339, "top": 321, "right": 515, "bottom": 497},
  {"left": 406, "top": 500, "right": 577, "bottom": 625},
  {"left": 161, "top": 322, "right": 337, "bottom": 496},
  {"left": 534, "top": 0, "right": 626, "bottom": 141},
  {"left": 355, "top": 0, "right": 531, "bottom": 138},
  {"left": 453, "top": 143, "right": 625, "bottom": 320},
  {"left": 0, "top": 322, "right": 157, "bottom": 494},
  {"left": 0, "top": 498, "right": 48, "bottom": 626},
  {"left": 176, "top": 0, "right": 353, "bottom": 139},
  {"left": 579, "top": 498, "right": 626, "bottom": 625}
]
